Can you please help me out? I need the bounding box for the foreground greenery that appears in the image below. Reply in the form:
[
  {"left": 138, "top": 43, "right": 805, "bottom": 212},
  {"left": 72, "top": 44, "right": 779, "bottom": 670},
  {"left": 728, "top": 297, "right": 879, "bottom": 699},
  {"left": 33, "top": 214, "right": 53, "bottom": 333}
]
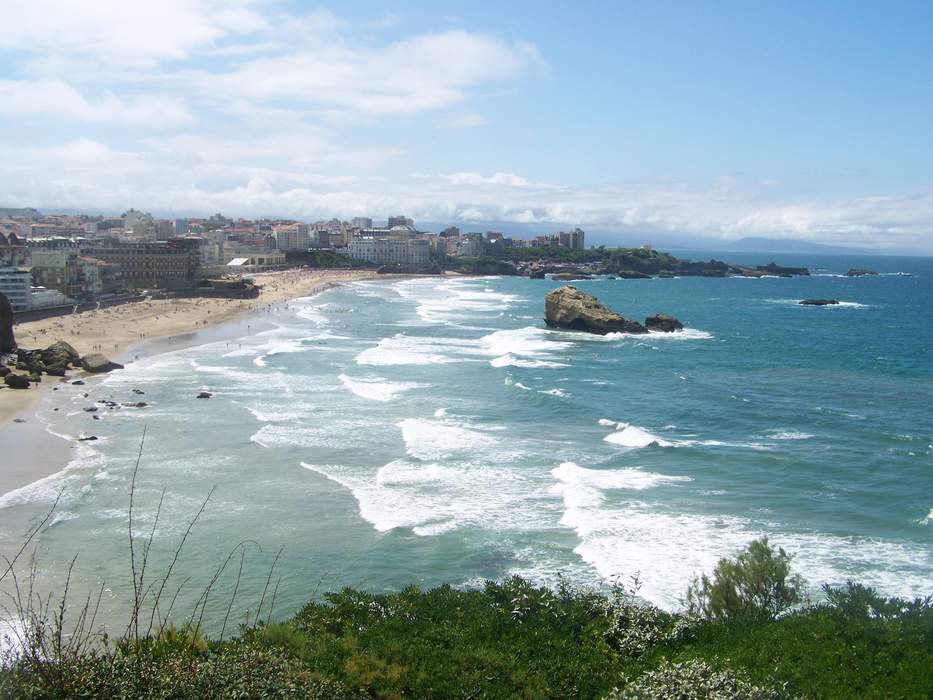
[{"left": 2, "top": 541, "right": 930, "bottom": 699}]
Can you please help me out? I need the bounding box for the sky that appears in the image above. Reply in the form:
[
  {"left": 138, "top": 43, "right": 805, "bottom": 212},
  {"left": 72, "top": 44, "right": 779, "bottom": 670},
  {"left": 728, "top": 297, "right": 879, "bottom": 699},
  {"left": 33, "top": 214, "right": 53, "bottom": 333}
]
[{"left": 1, "top": 0, "right": 932, "bottom": 252}]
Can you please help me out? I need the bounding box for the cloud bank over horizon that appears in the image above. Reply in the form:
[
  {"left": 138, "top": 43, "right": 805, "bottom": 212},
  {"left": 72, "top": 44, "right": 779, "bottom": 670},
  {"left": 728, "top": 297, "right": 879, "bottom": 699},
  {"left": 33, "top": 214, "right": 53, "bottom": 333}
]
[{"left": 1, "top": 1, "right": 931, "bottom": 252}]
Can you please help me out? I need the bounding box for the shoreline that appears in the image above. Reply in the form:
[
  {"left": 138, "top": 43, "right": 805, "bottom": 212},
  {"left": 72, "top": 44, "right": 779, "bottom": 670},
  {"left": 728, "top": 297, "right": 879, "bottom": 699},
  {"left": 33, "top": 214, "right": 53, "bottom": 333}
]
[{"left": 0, "top": 269, "right": 383, "bottom": 495}]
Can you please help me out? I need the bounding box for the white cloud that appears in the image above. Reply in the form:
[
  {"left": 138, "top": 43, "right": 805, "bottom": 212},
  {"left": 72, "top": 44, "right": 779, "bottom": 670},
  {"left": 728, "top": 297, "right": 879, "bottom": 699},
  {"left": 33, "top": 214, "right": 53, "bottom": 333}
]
[
  {"left": 435, "top": 113, "right": 490, "bottom": 129},
  {"left": 0, "top": 0, "right": 268, "bottom": 68},
  {"left": 186, "top": 30, "right": 541, "bottom": 116},
  {"left": 0, "top": 80, "right": 193, "bottom": 128},
  {"left": 1, "top": 139, "right": 929, "bottom": 252},
  {"left": 145, "top": 130, "right": 401, "bottom": 169}
]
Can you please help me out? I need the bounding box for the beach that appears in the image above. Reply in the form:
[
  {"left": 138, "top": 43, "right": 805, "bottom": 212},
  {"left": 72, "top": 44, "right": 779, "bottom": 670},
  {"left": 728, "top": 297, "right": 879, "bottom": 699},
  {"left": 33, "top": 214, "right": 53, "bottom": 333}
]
[{"left": 0, "top": 269, "right": 379, "bottom": 491}]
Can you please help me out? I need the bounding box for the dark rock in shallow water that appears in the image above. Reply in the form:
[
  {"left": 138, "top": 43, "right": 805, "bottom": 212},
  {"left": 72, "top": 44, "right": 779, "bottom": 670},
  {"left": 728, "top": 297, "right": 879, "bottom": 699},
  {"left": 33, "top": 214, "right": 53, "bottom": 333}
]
[
  {"left": 4, "top": 373, "right": 30, "bottom": 389},
  {"left": 80, "top": 353, "right": 124, "bottom": 373},
  {"left": 72, "top": 380, "right": 85, "bottom": 385},
  {"left": 847, "top": 268, "right": 877, "bottom": 277},
  {"left": 799, "top": 299, "right": 840, "bottom": 306},
  {"left": 644, "top": 313, "right": 684, "bottom": 332},
  {"left": 196, "top": 391, "right": 212, "bottom": 399},
  {"left": 615, "top": 270, "right": 652, "bottom": 279},
  {"left": 78, "top": 435, "right": 98, "bottom": 441},
  {"left": 544, "top": 286, "right": 648, "bottom": 335},
  {"left": 83, "top": 407, "right": 98, "bottom": 413},
  {"left": 132, "top": 388, "right": 145, "bottom": 395},
  {"left": 0, "top": 292, "right": 15, "bottom": 353}
]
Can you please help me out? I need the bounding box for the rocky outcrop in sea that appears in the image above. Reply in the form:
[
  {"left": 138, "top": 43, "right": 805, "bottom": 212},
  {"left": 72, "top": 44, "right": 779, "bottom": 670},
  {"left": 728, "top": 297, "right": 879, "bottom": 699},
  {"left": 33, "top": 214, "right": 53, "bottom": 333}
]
[{"left": 544, "top": 286, "right": 648, "bottom": 334}]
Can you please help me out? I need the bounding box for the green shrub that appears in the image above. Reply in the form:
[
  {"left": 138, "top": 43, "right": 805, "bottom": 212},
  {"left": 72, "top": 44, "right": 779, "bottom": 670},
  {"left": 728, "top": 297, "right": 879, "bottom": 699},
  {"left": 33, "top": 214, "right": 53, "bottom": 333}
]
[
  {"left": 0, "top": 646, "right": 357, "bottom": 699},
  {"left": 685, "top": 538, "right": 804, "bottom": 621},
  {"left": 604, "top": 659, "right": 788, "bottom": 700}
]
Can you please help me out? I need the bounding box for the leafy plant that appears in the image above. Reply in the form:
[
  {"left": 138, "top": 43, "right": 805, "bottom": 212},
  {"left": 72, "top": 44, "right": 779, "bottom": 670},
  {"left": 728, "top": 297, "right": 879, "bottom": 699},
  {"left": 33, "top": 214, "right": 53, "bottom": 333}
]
[
  {"left": 685, "top": 538, "right": 804, "bottom": 621},
  {"left": 605, "top": 659, "right": 788, "bottom": 700}
]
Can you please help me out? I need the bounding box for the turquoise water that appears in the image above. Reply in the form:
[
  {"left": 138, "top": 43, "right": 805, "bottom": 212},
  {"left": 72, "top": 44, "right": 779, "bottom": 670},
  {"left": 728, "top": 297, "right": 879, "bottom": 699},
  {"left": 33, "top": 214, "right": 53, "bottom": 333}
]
[{"left": 1, "top": 253, "right": 931, "bottom": 630}]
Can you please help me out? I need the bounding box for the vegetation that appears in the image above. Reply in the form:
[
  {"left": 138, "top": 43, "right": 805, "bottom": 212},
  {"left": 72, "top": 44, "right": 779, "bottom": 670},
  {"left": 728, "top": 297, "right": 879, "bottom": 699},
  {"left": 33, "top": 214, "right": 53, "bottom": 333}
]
[
  {"left": 284, "top": 250, "right": 373, "bottom": 269},
  {"left": 443, "top": 255, "right": 520, "bottom": 275},
  {"left": 489, "top": 244, "right": 732, "bottom": 275},
  {"left": 685, "top": 538, "right": 804, "bottom": 621},
  {"left": 1, "top": 487, "right": 929, "bottom": 700}
]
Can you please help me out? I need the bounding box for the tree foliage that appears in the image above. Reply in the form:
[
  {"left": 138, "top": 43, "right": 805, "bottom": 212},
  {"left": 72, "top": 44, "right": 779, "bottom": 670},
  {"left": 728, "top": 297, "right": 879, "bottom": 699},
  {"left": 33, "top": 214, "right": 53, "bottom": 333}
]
[{"left": 685, "top": 538, "right": 804, "bottom": 621}]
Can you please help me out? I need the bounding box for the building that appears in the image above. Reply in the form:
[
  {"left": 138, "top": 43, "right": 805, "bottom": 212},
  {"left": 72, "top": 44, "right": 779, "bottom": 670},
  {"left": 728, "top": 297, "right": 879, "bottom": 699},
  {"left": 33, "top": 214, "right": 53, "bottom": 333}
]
[
  {"left": 174, "top": 219, "right": 189, "bottom": 235},
  {"left": 122, "top": 209, "right": 156, "bottom": 240},
  {"left": 348, "top": 238, "right": 430, "bottom": 266},
  {"left": 0, "top": 231, "right": 29, "bottom": 266},
  {"left": 222, "top": 250, "right": 286, "bottom": 276},
  {"left": 87, "top": 239, "right": 200, "bottom": 289},
  {"left": 449, "top": 234, "right": 484, "bottom": 257},
  {"left": 28, "top": 224, "right": 86, "bottom": 239},
  {"left": 29, "top": 286, "right": 71, "bottom": 309},
  {"left": 29, "top": 248, "right": 121, "bottom": 300},
  {"left": 387, "top": 215, "right": 414, "bottom": 229},
  {"left": 351, "top": 217, "right": 373, "bottom": 229},
  {"left": 272, "top": 224, "right": 311, "bottom": 251},
  {"left": 567, "top": 227, "right": 585, "bottom": 250},
  {"left": 0, "top": 261, "right": 32, "bottom": 311}
]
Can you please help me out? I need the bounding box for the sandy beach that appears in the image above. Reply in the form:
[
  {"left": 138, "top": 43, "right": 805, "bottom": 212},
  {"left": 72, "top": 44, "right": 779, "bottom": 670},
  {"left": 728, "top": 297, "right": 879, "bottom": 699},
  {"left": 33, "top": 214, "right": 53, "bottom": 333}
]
[{"left": 0, "top": 268, "right": 378, "bottom": 437}]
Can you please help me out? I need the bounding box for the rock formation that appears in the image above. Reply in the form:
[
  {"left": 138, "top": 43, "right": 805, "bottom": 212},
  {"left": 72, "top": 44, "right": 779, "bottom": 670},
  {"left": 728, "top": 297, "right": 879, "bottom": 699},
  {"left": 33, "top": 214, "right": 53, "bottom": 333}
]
[
  {"left": 0, "top": 292, "right": 14, "bottom": 353},
  {"left": 847, "top": 268, "right": 877, "bottom": 277},
  {"left": 80, "top": 353, "right": 124, "bottom": 373},
  {"left": 4, "top": 373, "right": 30, "bottom": 389},
  {"left": 544, "top": 286, "right": 647, "bottom": 335},
  {"left": 799, "top": 299, "right": 840, "bottom": 306},
  {"left": 644, "top": 314, "right": 684, "bottom": 332}
]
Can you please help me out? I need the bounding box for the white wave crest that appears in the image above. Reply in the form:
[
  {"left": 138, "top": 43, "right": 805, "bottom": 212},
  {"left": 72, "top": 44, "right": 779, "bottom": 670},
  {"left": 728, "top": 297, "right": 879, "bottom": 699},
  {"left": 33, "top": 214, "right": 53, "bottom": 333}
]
[
  {"left": 338, "top": 374, "right": 423, "bottom": 402},
  {"left": 355, "top": 334, "right": 476, "bottom": 366},
  {"left": 603, "top": 424, "right": 674, "bottom": 449},
  {"left": 397, "top": 418, "right": 496, "bottom": 461}
]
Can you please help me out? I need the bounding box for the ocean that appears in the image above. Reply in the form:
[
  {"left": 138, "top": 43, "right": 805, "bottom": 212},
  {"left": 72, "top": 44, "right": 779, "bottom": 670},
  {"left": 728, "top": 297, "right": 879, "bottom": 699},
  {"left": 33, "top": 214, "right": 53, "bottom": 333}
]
[{"left": 1, "top": 253, "right": 931, "bottom": 632}]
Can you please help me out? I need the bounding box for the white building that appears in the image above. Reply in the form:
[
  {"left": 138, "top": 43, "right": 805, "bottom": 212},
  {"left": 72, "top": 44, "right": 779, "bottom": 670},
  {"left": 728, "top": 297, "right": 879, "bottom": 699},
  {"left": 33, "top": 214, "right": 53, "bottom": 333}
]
[
  {"left": 272, "top": 224, "right": 311, "bottom": 251},
  {"left": 0, "top": 261, "right": 32, "bottom": 311},
  {"left": 348, "top": 238, "right": 430, "bottom": 266},
  {"left": 449, "top": 235, "right": 483, "bottom": 257},
  {"left": 30, "top": 286, "right": 72, "bottom": 309}
]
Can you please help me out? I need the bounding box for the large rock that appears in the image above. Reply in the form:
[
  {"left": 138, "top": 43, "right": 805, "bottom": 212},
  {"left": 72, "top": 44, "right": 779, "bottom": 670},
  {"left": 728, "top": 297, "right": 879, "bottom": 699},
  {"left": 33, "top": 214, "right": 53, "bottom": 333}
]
[
  {"left": 4, "top": 373, "right": 30, "bottom": 389},
  {"left": 847, "top": 268, "right": 877, "bottom": 277},
  {"left": 43, "top": 340, "right": 80, "bottom": 365},
  {"left": 0, "top": 292, "right": 14, "bottom": 353},
  {"left": 644, "top": 313, "right": 684, "bottom": 332},
  {"left": 544, "top": 286, "right": 647, "bottom": 335},
  {"left": 799, "top": 299, "right": 839, "bottom": 306},
  {"left": 80, "top": 353, "right": 124, "bottom": 373}
]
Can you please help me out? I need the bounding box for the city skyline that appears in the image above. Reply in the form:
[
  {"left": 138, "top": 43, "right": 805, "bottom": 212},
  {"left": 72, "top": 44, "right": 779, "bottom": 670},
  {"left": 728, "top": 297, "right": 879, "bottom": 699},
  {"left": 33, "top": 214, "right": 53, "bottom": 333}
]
[{"left": 1, "top": 1, "right": 932, "bottom": 253}]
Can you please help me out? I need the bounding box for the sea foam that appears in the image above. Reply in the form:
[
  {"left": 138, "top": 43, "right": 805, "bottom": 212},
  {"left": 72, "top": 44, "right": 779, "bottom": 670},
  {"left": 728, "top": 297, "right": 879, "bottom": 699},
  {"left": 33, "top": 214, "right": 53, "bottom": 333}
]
[{"left": 339, "top": 374, "right": 423, "bottom": 402}]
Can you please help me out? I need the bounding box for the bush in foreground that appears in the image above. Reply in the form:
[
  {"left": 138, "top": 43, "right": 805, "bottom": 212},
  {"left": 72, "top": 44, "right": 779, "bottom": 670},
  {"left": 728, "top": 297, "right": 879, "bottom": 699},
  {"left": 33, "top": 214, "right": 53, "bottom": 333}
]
[
  {"left": 685, "top": 538, "right": 804, "bottom": 621},
  {"left": 2, "top": 541, "right": 930, "bottom": 699}
]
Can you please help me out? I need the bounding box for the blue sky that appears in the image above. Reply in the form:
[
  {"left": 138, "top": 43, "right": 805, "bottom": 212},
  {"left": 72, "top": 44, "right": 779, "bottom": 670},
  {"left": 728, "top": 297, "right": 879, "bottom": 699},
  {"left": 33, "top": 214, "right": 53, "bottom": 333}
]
[{"left": 1, "top": 1, "right": 931, "bottom": 251}]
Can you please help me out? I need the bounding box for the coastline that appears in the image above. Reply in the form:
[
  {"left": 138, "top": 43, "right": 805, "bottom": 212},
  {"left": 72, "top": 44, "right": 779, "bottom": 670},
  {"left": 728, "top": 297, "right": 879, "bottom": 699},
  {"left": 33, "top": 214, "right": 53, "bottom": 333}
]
[{"left": 0, "top": 269, "right": 381, "bottom": 495}]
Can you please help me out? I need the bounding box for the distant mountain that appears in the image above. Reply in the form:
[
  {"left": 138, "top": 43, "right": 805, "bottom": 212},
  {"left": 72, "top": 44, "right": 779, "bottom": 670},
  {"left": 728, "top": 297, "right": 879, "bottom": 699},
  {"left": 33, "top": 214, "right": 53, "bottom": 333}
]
[
  {"left": 0, "top": 206, "right": 41, "bottom": 219},
  {"left": 721, "top": 237, "right": 871, "bottom": 255}
]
